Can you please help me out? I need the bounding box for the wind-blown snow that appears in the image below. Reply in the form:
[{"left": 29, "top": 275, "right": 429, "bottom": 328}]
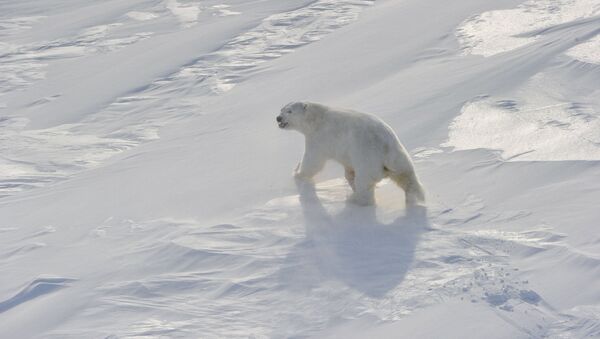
[
  {"left": 1, "top": 0, "right": 599, "bottom": 337},
  {"left": 457, "top": 0, "right": 600, "bottom": 57}
]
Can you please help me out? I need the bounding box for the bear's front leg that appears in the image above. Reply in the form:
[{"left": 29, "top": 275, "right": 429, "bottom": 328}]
[
  {"left": 294, "top": 150, "right": 326, "bottom": 180},
  {"left": 347, "top": 173, "right": 376, "bottom": 206}
]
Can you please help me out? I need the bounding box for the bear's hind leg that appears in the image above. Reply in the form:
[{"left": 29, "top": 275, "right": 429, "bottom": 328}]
[
  {"left": 344, "top": 166, "right": 356, "bottom": 191},
  {"left": 388, "top": 170, "right": 425, "bottom": 206}
]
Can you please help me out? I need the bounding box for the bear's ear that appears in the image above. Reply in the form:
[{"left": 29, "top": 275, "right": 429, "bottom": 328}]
[{"left": 302, "top": 102, "right": 307, "bottom": 111}]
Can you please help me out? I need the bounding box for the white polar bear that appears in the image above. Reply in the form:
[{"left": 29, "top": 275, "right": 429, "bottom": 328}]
[{"left": 276, "top": 101, "right": 425, "bottom": 206}]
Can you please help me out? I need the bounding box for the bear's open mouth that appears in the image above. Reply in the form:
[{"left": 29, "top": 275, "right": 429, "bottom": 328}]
[{"left": 278, "top": 122, "right": 288, "bottom": 128}]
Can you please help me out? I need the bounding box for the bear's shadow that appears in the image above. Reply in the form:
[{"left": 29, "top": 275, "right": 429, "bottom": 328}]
[{"left": 278, "top": 179, "right": 428, "bottom": 298}]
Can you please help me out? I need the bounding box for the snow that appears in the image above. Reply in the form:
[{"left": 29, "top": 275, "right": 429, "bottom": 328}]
[
  {"left": 444, "top": 74, "right": 600, "bottom": 161},
  {"left": 567, "top": 34, "right": 600, "bottom": 64},
  {"left": 165, "top": 0, "right": 201, "bottom": 28},
  {"left": 457, "top": 0, "right": 600, "bottom": 57},
  {"left": 1, "top": 0, "right": 599, "bottom": 338}
]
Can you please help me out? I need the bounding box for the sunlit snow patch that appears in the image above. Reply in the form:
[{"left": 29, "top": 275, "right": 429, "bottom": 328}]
[
  {"left": 126, "top": 11, "right": 159, "bottom": 21},
  {"left": 211, "top": 5, "right": 241, "bottom": 17},
  {"left": 444, "top": 74, "right": 600, "bottom": 161},
  {"left": 457, "top": 0, "right": 600, "bottom": 57},
  {"left": 165, "top": 0, "right": 201, "bottom": 27},
  {"left": 566, "top": 34, "right": 600, "bottom": 64},
  {"left": 412, "top": 147, "right": 444, "bottom": 159}
]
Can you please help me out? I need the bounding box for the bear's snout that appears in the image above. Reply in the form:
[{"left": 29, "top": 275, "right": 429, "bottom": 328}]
[{"left": 276, "top": 115, "right": 288, "bottom": 129}]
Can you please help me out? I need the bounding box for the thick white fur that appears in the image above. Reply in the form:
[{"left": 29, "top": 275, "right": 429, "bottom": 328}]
[{"left": 277, "top": 101, "right": 425, "bottom": 206}]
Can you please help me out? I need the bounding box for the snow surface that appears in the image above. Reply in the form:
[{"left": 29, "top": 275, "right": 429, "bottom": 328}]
[
  {"left": 1, "top": 0, "right": 599, "bottom": 338},
  {"left": 567, "top": 34, "right": 600, "bottom": 64}
]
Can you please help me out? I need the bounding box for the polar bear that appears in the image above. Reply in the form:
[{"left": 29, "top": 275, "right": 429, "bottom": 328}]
[{"left": 276, "top": 101, "right": 425, "bottom": 206}]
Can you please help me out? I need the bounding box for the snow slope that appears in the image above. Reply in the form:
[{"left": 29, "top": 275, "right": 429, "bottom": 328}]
[{"left": 1, "top": 0, "right": 599, "bottom": 337}]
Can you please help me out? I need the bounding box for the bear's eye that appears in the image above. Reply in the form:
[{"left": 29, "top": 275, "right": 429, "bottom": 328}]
[{"left": 287, "top": 110, "right": 292, "bottom": 114}]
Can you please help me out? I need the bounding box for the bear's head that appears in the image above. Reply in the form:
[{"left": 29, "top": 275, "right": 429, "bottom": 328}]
[{"left": 276, "top": 101, "right": 314, "bottom": 133}]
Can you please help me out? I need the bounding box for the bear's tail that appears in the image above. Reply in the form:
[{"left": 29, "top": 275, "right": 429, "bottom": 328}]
[{"left": 387, "top": 167, "right": 426, "bottom": 206}]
